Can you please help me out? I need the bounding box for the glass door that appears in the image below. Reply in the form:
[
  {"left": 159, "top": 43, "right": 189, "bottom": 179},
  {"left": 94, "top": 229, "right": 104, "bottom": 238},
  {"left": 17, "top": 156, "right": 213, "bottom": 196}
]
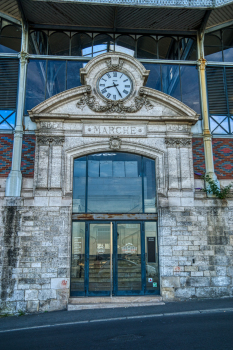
[
  {"left": 88, "top": 223, "right": 112, "bottom": 295},
  {"left": 70, "top": 221, "right": 160, "bottom": 296},
  {"left": 116, "top": 223, "right": 142, "bottom": 294}
]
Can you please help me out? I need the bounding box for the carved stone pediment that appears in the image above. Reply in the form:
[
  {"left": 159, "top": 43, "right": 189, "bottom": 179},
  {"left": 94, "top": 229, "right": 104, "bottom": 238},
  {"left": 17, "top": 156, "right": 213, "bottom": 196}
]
[{"left": 28, "top": 52, "right": 199, "bottom": 125}]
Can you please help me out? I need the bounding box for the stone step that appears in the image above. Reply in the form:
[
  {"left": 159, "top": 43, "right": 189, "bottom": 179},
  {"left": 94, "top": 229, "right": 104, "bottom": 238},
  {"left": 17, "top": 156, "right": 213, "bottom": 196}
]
[{"left": 68, "top": 296, "right": 164, "bottom": 311}]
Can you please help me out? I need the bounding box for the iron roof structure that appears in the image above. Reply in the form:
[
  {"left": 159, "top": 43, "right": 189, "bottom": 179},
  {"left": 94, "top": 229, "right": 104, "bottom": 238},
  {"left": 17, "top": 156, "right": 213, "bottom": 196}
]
[{"left": 0, "top": 0, "right": 233, "bottom": 33}]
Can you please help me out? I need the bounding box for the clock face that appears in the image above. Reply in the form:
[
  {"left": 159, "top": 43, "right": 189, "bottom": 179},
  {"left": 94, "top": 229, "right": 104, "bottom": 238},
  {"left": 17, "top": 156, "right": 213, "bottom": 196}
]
[{"left": 98, "top": 71, "right": 133, "bottom": 101}]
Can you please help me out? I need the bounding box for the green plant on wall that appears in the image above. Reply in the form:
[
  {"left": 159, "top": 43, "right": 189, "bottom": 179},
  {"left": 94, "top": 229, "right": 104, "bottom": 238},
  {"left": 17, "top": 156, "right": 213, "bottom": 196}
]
[{"left": 195, "top": 173, "right": 233, "bottom": 199}]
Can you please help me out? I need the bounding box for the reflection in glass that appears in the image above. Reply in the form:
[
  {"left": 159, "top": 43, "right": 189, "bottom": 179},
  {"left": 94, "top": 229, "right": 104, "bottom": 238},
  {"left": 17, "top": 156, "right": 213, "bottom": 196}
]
[
  {"left": 179, "top": 38, "right": 196, "bottom": 60},
  {"left": 93, "top": 34, "right": 114, "bottom": 57},
  {"left": 204, "top": 33, "right": 223, "bottom": 61},
  {"left": 162, "top": 64, "right": 181, "bottom": 101},
  {"left": 48, "top": 32, "right": 70, "bottom": 56},
  {"left": 143, "top": 63, "right": 161, "bottom": 91},
  {"left": 71, "top": 222, "right": 85, "bottom": 292},
  {"left": 25, "top": 60, "right": 46, "bottom": 113},
  {"left": 46, "top": 60, "right": 66, "bottom": 98},
  {"left": 73, "top": 153, "right": 156, "bottom": 214},
  {"left": 29, "top": 31, "right": 48, "bottom": 55},
  {"left": 71, "top": 33, "right": 92, "bottom": 57},
  {"left": 180, "top": 65, "right": 200, "bottom": 114},
  {"left": 210, "top": 116, "right": 229, "bottom": 134},
  {"left": 137, "top": 36, "right": 157, "bottom": 59},
  {"left": 87, "top": 153, "right": 143, "bottom": 213},
  {"left": 73, "top": 156, "right": 86, "bottom": 213},
  {"left": 159, "top": 37, "right": 178, "bottom": 60},
  {"left": 0, "top": 110, "right": 15, "bottom": 130},
  {"left": 117, "top": 223, "right": 141, "bottom": 291},
  {"left": 143, "top": 157, "right": 156, "bottom": 213},
  {"left": 89, "top": 224, "right": 111, "bottom": 291},
  {"left": 67, "top": 61, "right": 87, "bottom": 89},
  {"left": 145, "top": 222, "right": 159, "bottom": 291},
  {"left": 115, "top": 35, "right": 135, "bottom": 56},
  {"left": 223, "top": 29, "right": 233, "bottom": 62},
  {"left": 0, "top": 25, "right": 21, "bottom": 53}
]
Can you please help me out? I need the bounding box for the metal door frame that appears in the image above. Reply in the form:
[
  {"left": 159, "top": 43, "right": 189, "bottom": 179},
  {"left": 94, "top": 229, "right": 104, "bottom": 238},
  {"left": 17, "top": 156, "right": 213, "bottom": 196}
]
[{"left": 71, "top": 219, "right": 160, "bottom": 297}]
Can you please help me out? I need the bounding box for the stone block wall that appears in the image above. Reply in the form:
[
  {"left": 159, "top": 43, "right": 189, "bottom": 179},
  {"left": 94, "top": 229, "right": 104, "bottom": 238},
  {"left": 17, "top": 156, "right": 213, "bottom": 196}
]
[
  {"left": 159, "top": 203, "right": 233, "bottom": 300},
  {"left": 0, "top": 198, "right": 71, "bottom": 314}
]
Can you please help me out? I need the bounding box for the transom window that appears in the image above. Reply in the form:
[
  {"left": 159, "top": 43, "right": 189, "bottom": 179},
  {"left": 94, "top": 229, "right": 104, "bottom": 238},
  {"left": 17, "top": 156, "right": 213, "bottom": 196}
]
[{"left": 73, "top": 152, "right": 156, "bottom": 214}]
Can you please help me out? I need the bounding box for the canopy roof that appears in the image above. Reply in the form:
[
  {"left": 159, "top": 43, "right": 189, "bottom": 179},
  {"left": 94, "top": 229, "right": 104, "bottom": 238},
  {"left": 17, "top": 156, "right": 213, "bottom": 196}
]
[{"left": 1, "top": 0, "right": 233, "bottom": 33}]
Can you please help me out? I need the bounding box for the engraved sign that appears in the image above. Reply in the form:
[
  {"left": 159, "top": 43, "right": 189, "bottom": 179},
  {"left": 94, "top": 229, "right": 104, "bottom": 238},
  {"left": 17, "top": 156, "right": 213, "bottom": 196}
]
[{"left": 83, "top": 124, "right": 147, "bottom": 137}]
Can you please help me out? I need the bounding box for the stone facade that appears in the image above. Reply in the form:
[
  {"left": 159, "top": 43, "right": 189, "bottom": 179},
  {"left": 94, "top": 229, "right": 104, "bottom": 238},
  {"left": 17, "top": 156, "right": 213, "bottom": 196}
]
[{"left": 0, "top": 52, "right": 232, "bottom": 314}]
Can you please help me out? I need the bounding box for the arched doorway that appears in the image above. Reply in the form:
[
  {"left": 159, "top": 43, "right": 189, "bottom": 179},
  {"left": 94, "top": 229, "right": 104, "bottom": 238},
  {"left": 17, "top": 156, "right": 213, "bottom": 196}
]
[{"left": 71, "top": 152, "right": 159, "bottom": 296}]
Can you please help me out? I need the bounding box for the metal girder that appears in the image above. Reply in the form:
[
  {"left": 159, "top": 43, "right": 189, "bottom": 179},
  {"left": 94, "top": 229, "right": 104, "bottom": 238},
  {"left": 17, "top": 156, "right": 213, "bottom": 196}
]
[
  {"left": 0, "top": 11, "right": 21, "bottom": 25},
  {"left": 29, "top": 23, "right": 197, "bottom": 35},
  {"left": 206, "top": 19, "right": 233, "bottom": 33}
]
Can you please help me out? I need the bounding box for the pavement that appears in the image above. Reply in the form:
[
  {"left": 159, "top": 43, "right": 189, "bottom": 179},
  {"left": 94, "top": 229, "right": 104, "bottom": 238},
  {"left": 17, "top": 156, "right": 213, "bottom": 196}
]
[{"left": 0, "top": 297, "right": 233, "bottom": 333}]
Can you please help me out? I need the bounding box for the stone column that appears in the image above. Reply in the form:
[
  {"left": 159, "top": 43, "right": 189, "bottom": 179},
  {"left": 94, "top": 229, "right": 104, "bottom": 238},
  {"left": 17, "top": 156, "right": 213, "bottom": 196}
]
[
  {"left": 197, "top": 32, "right": 219, "bottom": 187},
  {"left": 5, "top": 23, "right": 28, "bottom": 197}
]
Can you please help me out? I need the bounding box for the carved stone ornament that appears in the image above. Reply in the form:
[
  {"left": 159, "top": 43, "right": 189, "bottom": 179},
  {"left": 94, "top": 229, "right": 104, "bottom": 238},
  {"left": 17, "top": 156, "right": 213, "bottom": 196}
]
[
  {"left": 77, "top": 87, "right": 154, "bottom": 114},
  {"left": 37, "top": 136, "right": 65, "bottom": 146},
  {"left": 105, "top": 58, "right": 124, "bottom": 70},
  {"left": 165, "top": 138, "right": 192, "bottom": 147},
  {"left": 109, "top": 136, "right": 122, "bottom": 150}
]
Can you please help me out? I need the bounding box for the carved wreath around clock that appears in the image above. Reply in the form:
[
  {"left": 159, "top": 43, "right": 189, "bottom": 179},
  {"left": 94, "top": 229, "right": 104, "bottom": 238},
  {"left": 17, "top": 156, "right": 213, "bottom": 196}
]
[{"left": 77, "top": 86, "right": 153, "bottom": 114}]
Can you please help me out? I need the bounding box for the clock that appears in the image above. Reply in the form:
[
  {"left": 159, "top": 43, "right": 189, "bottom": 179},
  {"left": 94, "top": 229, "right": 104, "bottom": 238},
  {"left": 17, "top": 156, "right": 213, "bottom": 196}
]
[{"left": 97, "top": 71, "right": 133, "bottom": 101}]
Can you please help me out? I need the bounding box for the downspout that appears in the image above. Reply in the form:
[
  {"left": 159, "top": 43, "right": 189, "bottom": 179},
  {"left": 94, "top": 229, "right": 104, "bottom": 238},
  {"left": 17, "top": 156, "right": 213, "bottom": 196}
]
[
  {"left": 197, "top": 12, "right": 219, "bottom": 191},
  {"left": 5, "top": 20, "right": 29, "bottom": 197}
]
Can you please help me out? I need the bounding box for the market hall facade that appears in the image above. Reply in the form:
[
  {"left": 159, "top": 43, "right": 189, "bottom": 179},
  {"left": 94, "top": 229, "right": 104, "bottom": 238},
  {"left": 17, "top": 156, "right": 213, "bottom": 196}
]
[{"left": 0, "top": 0, "right": 233, "bottom": 313}]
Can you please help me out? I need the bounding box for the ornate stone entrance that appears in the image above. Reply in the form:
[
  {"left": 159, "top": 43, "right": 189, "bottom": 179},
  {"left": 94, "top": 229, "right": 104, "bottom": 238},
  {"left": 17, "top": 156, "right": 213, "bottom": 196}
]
[{"left": 27, "top": 51, "right": 198, "bottom": 306}]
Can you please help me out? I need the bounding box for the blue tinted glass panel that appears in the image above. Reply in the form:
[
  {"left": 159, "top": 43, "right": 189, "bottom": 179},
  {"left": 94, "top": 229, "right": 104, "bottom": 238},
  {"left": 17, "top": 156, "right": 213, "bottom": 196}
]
[
  {"left": 180, "top": 65, "right": 200, "bottom": 114},
  {"left": 223, "top": 47, "right": 233, "bottom": 62},
  {"left": 162, "top": 64, "right": 181, "bottom": 101},
  {"left": 87, "top": 153, "right": 143, "bottom": 213},
  {"left": 67, "top": 61, "right": 88, "bottom": 90},
  {"left": 0, "top": 110, "right": 15, "bottom": 129},
  {"left": 73, "top": 157, "right": 86, "bottom": 213},
  {"left": 143, "top": 63, "right": 161, "bottom": 91},
  {"left": 205, "top": 47, "right": 223, "bottom": 61},
  {"left": 46, "top": 60, "right": 66, "bottom": 98},
  {"left": 143, "top": 157, "right": 156, "bottom": 213},
  {"left": 25, "top": 60, "right": 46, "bottom": 113}
]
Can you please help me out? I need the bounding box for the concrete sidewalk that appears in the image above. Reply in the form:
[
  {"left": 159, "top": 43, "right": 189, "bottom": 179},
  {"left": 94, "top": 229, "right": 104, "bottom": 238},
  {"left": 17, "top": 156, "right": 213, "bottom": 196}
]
[{"left": 0, "top": 297, "right": 232, "bottom": 333}]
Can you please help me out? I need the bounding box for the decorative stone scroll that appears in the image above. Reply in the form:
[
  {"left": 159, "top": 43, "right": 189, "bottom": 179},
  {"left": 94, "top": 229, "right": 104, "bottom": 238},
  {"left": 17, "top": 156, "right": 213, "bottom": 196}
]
[
  {"left": 165, "top": 138, "right": 192, "bottom": 147},
  {"left": 109, "top": 136, "right": 122, "bottom": 150},
  {"left": 77, "top": 87, "right": 154, "bottom": 114},
  {"left": 37, "top": 136, "right": 65, "bottom": 146}
]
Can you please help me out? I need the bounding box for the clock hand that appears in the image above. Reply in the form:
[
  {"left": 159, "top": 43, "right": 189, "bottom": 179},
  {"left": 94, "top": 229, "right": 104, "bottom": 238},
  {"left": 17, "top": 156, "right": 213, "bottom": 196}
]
[
  {"left": 113, "top": 82, "right": 122, "bottom": 98},
  {"left": 105, "top": 84, "right": 119, "bottom": 88}
]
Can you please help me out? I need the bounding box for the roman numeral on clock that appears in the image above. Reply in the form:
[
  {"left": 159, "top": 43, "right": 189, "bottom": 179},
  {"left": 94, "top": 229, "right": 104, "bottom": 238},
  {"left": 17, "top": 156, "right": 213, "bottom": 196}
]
[
  {"left": 123, "top": 89, "right": 129, "bottom": 94},
  {"left": 106, "top": 93, "right": 111, "bottom": 98},
  {"left": 113, "top": 95, "right": 116, "bottom": 100},
  {"left": 106, "top": 73, "right": 111, "bottom": 78},
  {"left": 113, "top": 72, "right": 117, "bottom": 77},
  {"left": 101, "top": 78, "right": 107, "bottom": 82},
  {"left": 101, "top": 88, "right": 107, "bottom": 94},
  {"left": 125, "top": 85, "right": 130, "bottom": 88}
]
